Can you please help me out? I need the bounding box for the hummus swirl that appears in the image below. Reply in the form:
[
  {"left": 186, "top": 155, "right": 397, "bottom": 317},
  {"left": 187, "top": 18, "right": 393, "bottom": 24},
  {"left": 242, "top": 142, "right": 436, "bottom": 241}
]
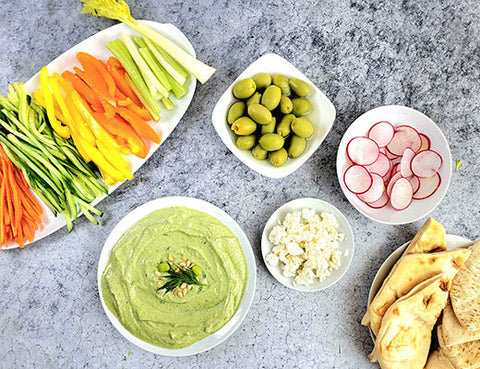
[{"left": 101, "top": 206, "right": 248, "bottom": 349}]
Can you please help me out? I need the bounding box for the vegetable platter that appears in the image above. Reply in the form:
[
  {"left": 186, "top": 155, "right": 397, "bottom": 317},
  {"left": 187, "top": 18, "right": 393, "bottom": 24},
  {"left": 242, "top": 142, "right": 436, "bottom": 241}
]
[{"left": 1, "top": 21, "right": 197, "bottom": 249}]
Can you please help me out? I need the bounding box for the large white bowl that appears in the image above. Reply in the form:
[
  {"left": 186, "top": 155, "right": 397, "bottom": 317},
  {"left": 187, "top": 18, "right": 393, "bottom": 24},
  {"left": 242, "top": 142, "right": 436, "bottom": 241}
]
[
  {"left": 212, "top": 53, "right": 336, "bottom": 178},
  {"left": 2, "top": 21, "right": 197, "bottom": 249},
  {"left": 336, "top": 105, "right": 452, "bottom": 224},
  {"left": 367, "top": 234, "right": 472, "bottom": 341},
  {"left": 261, "top": 198, "right": 354, "bottom": 292},
  {"left": 97, "top": 197, "right": 256, "bottom": 356}
]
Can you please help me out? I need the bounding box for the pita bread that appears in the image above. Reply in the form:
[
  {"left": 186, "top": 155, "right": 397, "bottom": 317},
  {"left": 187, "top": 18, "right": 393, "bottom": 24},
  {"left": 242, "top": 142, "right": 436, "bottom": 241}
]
[
  {"left": 362, "top": 248, "right": 471, "bottom": 335},
  {"left": 451, "top": 240, "right": 480, "bottom": 331},
  {"left": 440, "top": 338, "right": 480, "bottom": 369},
  {"left": 440, "top": 300, "right": 480, "bottom": 347},
  {"left": 404, "top": 217, "right": 447, "bottom": 255},
  {"left": 369, "top": 274, "right": 450, "bottom": 369},
  {"left": 424, "top": 349, "right": 455, "bottom": 369}
]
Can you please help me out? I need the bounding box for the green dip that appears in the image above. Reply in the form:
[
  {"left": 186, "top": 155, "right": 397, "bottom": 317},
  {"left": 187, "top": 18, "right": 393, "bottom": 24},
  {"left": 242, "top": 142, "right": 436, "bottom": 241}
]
[{"left": 101, "top": 206, "right": 248, "bottom": 349}]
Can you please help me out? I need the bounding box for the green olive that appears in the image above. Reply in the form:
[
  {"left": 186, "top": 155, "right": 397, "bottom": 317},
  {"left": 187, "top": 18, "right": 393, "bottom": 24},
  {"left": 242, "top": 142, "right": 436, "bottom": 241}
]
[
  {"left": 288, "top": 135, "right": 307, "bottom": 158},
  {"left": 247, "top": 103, "right": 272, "bottom": 124},
  {"left": 272, "top": 74, "right": 290, "bottom": 95},
  {"left": 259, "top": 133, "right": 284, "bottom": 151},
  {"left": 289, "top": 78, "right": 311, "bottom": 97},
  {"left": 276, "top": 114, "right": 295, "bottom": 137},
  {"left": 227, "top": 101, "right": 245, "bottom": 124},
  {"left": 269, "top": 148, "right": 288, "bottom": 167},
  {"left": 253, "top": 73, "right": 272, "bottom": 89},
  {"left": 251, "top": 144, "right": 268, "bottom": 160},
  {"left": 192, "top": 265, "right": 203, "bottom": 276},
  {"left": 247, "top": 92, "right": 261, "bottom": 107},
  {"left": 261, "top": 117, "right": 276, "bottom": 135},
  {"left": 261, "top": 85, "right": 282, "bottom": 111},
  {"left": 232, "top": 78, "right": 256, "bottom": 99},
  {"left": 157, "top": 262, "right": 170, "bottom": 272},
  {"left": 236, "top": 135, "right": 256, "bottom": 150},
  {"left": 280, "top": 95, "right": 293, "bottom": 114},
  {"left": 291, "top": 116, "right": 314, "bottom": 138},
  {"left": 292, "top": 98, "right": 313, "bottom": 116},
  {"left": 231, "top": 117, "right": 257, "bottom": 135}
]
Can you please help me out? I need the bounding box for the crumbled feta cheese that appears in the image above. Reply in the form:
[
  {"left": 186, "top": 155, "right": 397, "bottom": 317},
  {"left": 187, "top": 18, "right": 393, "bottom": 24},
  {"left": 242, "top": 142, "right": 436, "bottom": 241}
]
[{"left": 265, "top": 208, "right": 344, "bottom": 286}]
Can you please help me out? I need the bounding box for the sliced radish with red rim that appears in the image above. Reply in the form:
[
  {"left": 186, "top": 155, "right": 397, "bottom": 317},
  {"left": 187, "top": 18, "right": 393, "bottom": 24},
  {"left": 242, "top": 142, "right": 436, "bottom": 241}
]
[
  {"left": 366, "top": 191, "right": 389, "bottom": 209},
  {"left": 387, "top": 125, "right": 422, "bottom": 155},
  {"left": 413, "top": 173, "right": 441, "bottom": 199},
  {"left": 400, "top": 147, "right": 415, "bottom": 178},
  {"left": 346, "top": 137, "right": 380, "bottom": 165},
  {"left": 358, "top": 173, "right": 385, "bottom": 203},
  {"left": 411, "top": 150, "right": 442, "bottom": 178},
  {"left": 368, "top": 121, "right": 395, "bottom": 148},
  {"left": 387, "top": 172, "right": 403, "bottom": 198},
  {"left": 365, "top": 153, "right": 391, "bottom": 177},
  {"left": 408, "top": 175, "right": 420, "bottom": 194},
  {"left": 390, "top": 178, "right": 413, "bottom": 210},
  {"left": 343, "top": 165, "right": 373, "bottom": 194},
  {"left": 419, "top": 133, "right": 431, "bottom": 152}
]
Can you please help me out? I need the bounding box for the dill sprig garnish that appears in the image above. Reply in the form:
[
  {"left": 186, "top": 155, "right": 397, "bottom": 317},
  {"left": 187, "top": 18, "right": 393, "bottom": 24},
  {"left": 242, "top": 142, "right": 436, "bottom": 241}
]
[{"left": 156, "top": 263, "right": 205, "bottom": 295}]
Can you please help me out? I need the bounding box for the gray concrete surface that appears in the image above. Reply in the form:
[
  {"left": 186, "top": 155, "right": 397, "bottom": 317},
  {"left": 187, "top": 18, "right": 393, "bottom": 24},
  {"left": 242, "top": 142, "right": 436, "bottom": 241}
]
[{"left": 0, "top": 1, "right": 479, "bottom": 368}]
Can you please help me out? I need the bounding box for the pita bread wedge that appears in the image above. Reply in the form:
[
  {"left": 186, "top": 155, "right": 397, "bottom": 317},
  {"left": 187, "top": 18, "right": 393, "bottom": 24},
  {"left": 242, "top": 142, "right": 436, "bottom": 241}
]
[
  {"left": 440, "top": 300, "right": 480, "bottom": 347},
  {"left": 404, "top": 217, "right": 447, "bottom": 255},
  {"left": 369, "top": 274, "right": 451, "bottom": 369},
  {"left": 438, "top": 330, "right": 480, "bottom": 369},
  {"left": 451, "top": 240, "right": 480, "bottom": 331},
  {"left": 424, "top": 349, "right": 455, "bottom": 369},
  {"left": 362, "top": 248, "right": 471, "bottom": 335}
]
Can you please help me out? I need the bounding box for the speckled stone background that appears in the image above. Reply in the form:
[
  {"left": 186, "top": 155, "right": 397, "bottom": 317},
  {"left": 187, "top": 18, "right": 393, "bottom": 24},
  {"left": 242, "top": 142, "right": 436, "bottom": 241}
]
[{"left": 0, "top": 1, "right": 479, "bottom": 368}]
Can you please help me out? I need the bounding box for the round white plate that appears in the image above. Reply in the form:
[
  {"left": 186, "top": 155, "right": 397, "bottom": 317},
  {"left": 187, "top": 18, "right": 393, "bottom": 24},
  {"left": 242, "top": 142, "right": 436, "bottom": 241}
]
[
  {"left": 261, "top": 198, "right": 354, "bottom": 292},
  {"left": 212, "top": 53, "right": 336, "bottom": 179},
  {"left": 336, "top": 105, "right": 452, "bottom": 225},
  {"left": 3, "top": 21, "right": 197, "bottom": 250},
  {"left": 97, "top": 196, "right": 256, "bottom": 356},
  {"left": 367, "top": 233, "right": 473, "bottom": 341}
]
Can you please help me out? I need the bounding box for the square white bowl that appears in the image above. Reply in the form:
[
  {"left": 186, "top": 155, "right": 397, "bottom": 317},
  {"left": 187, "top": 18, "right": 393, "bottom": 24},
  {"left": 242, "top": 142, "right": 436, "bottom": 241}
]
[{"left": 212, "top": 53, "right": 336, "bottom": 178}]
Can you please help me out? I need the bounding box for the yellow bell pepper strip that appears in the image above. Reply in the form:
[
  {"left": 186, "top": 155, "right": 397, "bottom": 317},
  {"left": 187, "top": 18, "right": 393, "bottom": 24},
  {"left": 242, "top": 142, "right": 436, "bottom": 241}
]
[
  {"left": 96, "top": 141, "right": 133, "bottom": 180},
  {"left": 39, "top": 67, "right": 70, "bottom": 138},
  {"left": 48, "top": 76, "right": 75, "bottom": 127},
  {"left": 54, "top": 73, "right": 74, "bottom": 94},
  {"left": 81, "top": 141, "right": 124, "bottom": 183},
  {"left": 64, "top": 92, "right": 96, "bottom": 146},
  {"left": 33, "top": 90, "right": 69, "bottom": 125}
]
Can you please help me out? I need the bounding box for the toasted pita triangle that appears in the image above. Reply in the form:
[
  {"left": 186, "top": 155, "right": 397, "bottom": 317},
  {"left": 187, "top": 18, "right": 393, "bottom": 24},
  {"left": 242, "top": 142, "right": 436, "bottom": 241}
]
[
  {"left": 369, "top": 274, "right": 450, "bottom": 369},
  {"left": 362, "top": 248, "right": 470, "bottom": 335},
  {"left": 440, "top": 299, "right": 480, "bottom": 347},
  {"left": 451, "top": 240, "right": 480, "bottom": 331},
  {"left": 439, "top": 332, "right": 480, "bottom": 369},
  {"left": 404, "top": 217, "right": 447, "bottom": 255},
  {"left": 425, "top": 349, "right": 455, "bottom": 369}
]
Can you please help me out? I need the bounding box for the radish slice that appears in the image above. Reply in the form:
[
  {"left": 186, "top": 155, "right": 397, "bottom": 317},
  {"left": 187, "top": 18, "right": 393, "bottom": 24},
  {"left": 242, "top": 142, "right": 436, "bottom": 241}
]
[
  {"left": 419, "top": 133, "right": 431, "bottom": 152},
  {"left": 385, "top": 149, "right": 400, "bottom": 160},
  {"left": 411, "top": 150, "right": 442, "bottom": 178},
  {"left": 387, "top": 125, "right": 422, "bottom": 155},
  {"left": 413, "top": 173, "right": 441, "bottom": 199},
  {"left": 390, "top": 178, "right": 413, "bottom": 210},
  {"left": 358, "top": 173, "right": 385, "bottom": 203},
  {"left": 366, "top": 191, "right": 389, "bottom": 209},
  {"left": 400, "top": 148, "right": 415, "bottom": 177},
  {"left": 365, "top": 153, "right": 391, "bottom": 177},
  {"left": 391, "top": 157, "right": 402, "bottom": 166},
  {"left": 386, "top": 172, "right": 403, "bottom": 198},
  {"left": 344, "top": 165, "right": 373, "bottom": 194},
  {"left": 408, "top": 175, "right": 420, "bottom": 194},
  {"left": 346, "top": 137, "right": 379, "bottom": 165},
  {"left": 368, "top": 121, "right": 395, "bottom": 148}
]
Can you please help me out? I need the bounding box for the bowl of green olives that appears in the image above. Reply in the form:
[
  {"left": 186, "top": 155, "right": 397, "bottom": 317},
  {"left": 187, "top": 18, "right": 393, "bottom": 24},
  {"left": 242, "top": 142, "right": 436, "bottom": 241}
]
[{"left": 212, "top": 53, "right": 336, "bottom": 178}]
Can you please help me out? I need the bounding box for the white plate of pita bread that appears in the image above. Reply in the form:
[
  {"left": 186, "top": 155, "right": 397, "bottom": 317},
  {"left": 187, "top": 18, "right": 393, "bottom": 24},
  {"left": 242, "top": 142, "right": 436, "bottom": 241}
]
[{"left": 362, "top": 217, "right": 480, "bottom": 369}]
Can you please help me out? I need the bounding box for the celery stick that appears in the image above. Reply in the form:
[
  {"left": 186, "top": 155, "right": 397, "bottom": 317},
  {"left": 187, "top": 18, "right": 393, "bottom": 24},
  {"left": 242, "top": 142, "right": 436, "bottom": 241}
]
[
  {"left": 165, "top": 73, "right": 187, "bottom": 100},
  {"left": 144, "top": 37, "right": 187, "bottom": 86},
  {"left": 161, "top": 97, "right": 175, "bottom": 111},
  {"left": 120, "top": 35, "right": 168, "bottom": 100},
  {"left": 138, "top": 47, "right": 172, "bottom": 92},
  {"left": 106, "top": 39, "right": 160, "bottom": 120}
]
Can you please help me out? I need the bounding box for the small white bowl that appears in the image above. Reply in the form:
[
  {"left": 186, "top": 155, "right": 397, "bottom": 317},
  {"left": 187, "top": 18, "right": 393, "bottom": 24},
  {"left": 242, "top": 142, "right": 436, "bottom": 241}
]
[
  {"left": 212, "top": 53, "right": 336, "bottom": 178},
  {"left": 367, "top": 234, "right": 472, "bottom": 341},
  {"left": 97, "top": 197, "right": 256, "bottom": 356},
  {"left": 261, "top": 198, "right": 354, "bottom": 292},
  {"left": 336, "top": 105, "right": 452, "bottom": 225}
]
